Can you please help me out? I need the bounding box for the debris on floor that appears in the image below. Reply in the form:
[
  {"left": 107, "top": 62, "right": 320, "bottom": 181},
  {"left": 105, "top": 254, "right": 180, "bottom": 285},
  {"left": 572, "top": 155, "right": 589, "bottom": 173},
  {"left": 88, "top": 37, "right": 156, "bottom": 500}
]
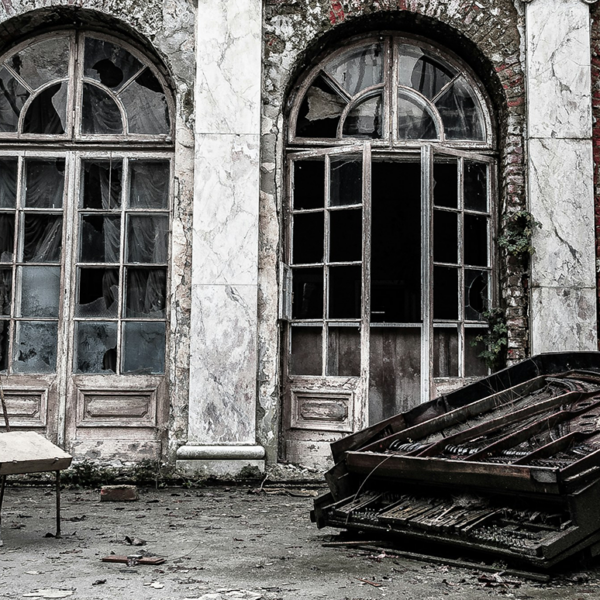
[{"left": 100, "top": 484, "right": 138, "bottom": 502}]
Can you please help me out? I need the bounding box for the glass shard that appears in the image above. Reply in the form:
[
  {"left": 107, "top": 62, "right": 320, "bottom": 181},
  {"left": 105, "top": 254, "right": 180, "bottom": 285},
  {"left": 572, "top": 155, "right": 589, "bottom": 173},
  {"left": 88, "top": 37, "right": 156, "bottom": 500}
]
[
  {"left": 74, "top": 321, "right": 117, "bottom": 373},
  {"left": 292, "top": 267, "right": 323, "bottom": 319},
  {"left": 296, "top": 76, "right": 345, "bottom": 138},
  {"left": 119, "top": 69, "right": 169, "bottom": 135},
  {"left": 122, "top": 321, "right": 165, "bottom": 374},
  {"left": 10, "top": 37, "right": 70, "bottom": 90},
  {"left": 13, "top": 320, "right": 57, "bottom": 373},
  {"left": 324, "top": 44, "right": 383, "bottom": 96},
  {"left": 464, "top": 270, "right": 489, "bottom": 320},
  {"left": 24, "top": 159, "right": 65, "bottom": 208},
  {"left": 329, "top": 209, "right": 362, "bottom": 262},
  {"left": 126, "top": 267, "right": 166, "bottom": 318},
  {"left": 0, "top": 215, "right": 14, "bottom": 262},
  {"left": 0, "top": 67, "right": 29, "bottom": 132},
  {"left": 290, "top": 326, "right": 322, "bottom": 375},
  {"left": 397, "top": 44, "right": 455, "bottom": 100},
  {"left": 342, "top": 94, "right": 382, "bottom": 139},
  {"left": 76, "top": 268, "right": 119, "bottom": 317},
  {"left": 129, "top": 161, "right": 170, "bottom": 208},
  {"left": 293, "top": 212, "right": 324, "bottom": 264},
  {"left": 82, "top": 83, "right": 123, "bottom": 135},
  {"left": 84, "top": 37, "right": 143, "bottom": 90},
  {"left": 81, "top": 160, "right": 122, "bottom": 209},
  {"left": 0, "top": 158, "right": 18, "bottom": 208},
  {"left": 436, "top": 77, "right": 484, "bottom": 140},
  {"left": 79, "top": 215, "right": 121, "bottom": 263},
  {"left": 330, "top": 158, "right": 362, "bottom": 206},
  {"left": 18, "top": 266, "right": 60, "bottom": 317},
  {"left": 23, "top": 82, "right": 67, "bottom": 134},
  {"left": 397, "top": 92, "right": 437, "bottom": 139},
  {"left": 127, "top": 215, "right": 168, "bottom": 263},
  {"left": 293, "top": 160, "right": 325, "bottom": 210},
  {"left": 23, "top": 215, "right": 62, "bottom": 262}
]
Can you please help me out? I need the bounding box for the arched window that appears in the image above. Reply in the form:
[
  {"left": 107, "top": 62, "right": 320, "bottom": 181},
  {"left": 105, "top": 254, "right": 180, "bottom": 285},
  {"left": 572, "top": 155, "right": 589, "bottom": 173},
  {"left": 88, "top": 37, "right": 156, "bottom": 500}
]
[
  {"left": 0, "top": 31, "right": 173, "bottom": 455},
  {"left": 282, "top": 35, "right": 496, "bottom": 461}
]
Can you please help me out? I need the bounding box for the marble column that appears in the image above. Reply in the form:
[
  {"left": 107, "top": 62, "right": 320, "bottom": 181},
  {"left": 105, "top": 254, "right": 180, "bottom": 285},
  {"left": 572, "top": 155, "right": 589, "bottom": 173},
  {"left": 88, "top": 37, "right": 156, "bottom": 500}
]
[
  {"left": 176, "top": 0, "right": 265, "bottom": 475},
  {"left": 526, "top": 0, "right": 598, "bottom": 352}
]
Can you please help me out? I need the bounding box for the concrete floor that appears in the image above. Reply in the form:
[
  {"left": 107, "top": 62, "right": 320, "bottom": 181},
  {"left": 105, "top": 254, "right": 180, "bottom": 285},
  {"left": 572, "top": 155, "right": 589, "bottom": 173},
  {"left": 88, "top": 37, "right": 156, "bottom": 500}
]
[{"left": 1, "top": 484, "right": 600, "bottom": 599}]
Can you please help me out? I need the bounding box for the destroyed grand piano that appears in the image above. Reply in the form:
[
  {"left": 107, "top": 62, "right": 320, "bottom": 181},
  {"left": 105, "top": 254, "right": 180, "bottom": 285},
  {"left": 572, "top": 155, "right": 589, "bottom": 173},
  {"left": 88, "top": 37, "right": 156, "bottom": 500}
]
[{"left": 312, "top": 352, "right": 600, "bottom": 569}]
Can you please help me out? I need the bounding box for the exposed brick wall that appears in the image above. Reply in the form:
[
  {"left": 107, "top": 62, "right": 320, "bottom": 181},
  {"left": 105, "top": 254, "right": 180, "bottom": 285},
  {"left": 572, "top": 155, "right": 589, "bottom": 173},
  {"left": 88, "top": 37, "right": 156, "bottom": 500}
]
[{"left": 590, "top": 6, "right": 600, "bottom": 349}]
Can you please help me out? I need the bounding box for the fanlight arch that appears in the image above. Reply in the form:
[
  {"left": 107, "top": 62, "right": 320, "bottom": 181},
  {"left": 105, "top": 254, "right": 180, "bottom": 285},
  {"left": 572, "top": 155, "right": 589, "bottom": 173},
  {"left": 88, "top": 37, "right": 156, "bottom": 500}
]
[{"left": 289, "top": 36, "right": 492, "bottom": 146}]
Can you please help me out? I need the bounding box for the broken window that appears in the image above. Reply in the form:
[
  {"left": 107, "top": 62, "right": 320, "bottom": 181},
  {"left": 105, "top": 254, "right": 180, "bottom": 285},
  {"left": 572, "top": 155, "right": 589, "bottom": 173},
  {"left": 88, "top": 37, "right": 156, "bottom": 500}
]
[
  {"left": 284, "top": 36, "right": 495, "bottom": 442},
  {"left": 0, "top": 32, "right": 172, "bottom": 377}
]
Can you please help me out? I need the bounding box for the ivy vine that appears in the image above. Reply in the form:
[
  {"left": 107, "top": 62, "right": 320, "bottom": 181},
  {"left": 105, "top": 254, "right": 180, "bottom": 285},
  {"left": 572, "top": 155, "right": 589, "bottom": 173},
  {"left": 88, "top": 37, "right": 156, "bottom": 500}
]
[
  {"left": 472, "top": 308, "right": 508, "bottom": 371},
  {"left": 498, "top": 210, "right": 541, "bottom": 258}
]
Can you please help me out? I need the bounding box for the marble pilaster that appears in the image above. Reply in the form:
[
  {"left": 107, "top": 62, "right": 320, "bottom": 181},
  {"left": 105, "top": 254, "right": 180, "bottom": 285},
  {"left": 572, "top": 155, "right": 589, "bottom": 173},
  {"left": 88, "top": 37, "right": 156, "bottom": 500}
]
[
  {"left": 526, "top": 0, "right": 598, "bottom": 353},
  {"left": 178, "top": 0, "right": 264, "bottom": 474}
]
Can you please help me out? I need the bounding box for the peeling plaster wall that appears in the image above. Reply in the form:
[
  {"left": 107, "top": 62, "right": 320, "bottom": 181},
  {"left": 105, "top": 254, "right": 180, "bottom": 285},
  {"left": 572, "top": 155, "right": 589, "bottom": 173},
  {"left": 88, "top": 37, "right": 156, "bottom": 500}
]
[
  {"left": 0, "top": 0, "right": 196, "bottom": 462},
  {"left": 258, "top": 0, "right": 529, "bottom": 463}
]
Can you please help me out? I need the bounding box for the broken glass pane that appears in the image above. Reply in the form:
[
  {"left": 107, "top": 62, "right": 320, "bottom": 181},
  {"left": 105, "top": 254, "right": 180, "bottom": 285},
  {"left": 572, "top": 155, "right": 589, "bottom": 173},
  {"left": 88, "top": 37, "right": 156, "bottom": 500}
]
[
  {"left": 433, "top": 266, "right": 458, "bottom": 320},
  {"left": 0, "top": 269, "right": 11, "bottom": 314},
  {"left": 327, "top": 326, "right": 360, "bottom": 376},
  {"left": 0, "top": 215, "right": 14, "bottom": 262},
  {"left": 294, "top": 160, "right": 324, "bottom": 210},
  {"left": 464, "top": 214, "right": 488, "bottom": 266},
  {"left": 464, "top": 270, "right": 488, "bottom": 320},
  {"left": 122, "top": 321, "right": 165, "bottom": 374},
  {"left": 82, "top": 83, "right": 123, "bottom": 135},
  {"left": 292, "top": 267, "right": 323, "bottom": 319},
  {"left": 129, "top": 161, "right": 169, "bottom": 208},
  {"left": 436, "top": 77, "right": 484, "bottom": 140},
  {"left": 76, "top": 268, "right": 118, "bottom": 317},
  {"left": 324, "top": 44, "right": 383, "bottom": 96},
  {"left": 119, "top": 69, "right": 169, "bottom": 135},
  {"left": 290, "top": 326, "right": 322, "bottom": 375},
  {"left": 82, "top": 160, "right": 122, "bottom": 209},
  {"left": 25, "top": 159, "right": 65, "bottom": 208},
  {"left": 0, "top": 159, "right": 17, "bottom": 208},
  {"left": 293, "top": 212, "right": 324, "bottom": 264},
  {"left": 127, "top": 215, "right": 168, "bottom": 263},
  {"left": 9, "top": 37, "right": 70, "bottom": 90},
  {"left": 330, "top": 158, "right": 362, "bottom": 206},
  {"left": 330, "top": 209, "right": 362, "bottom": 262},
  {"left": 18, "top": 266, "right": 60, "bottom": 317},
  {"left": 433, "top": 161, "right": 457, "bottom": 208},
  {"left": 464, "top": 161, "right": 487, "bottom": 212},
  {"left": 433, "top": 327, "right": 459, "bottom": 377},
  {"left": 329, "top": 265, "right": 361, "bottom": 319},
  {"left": 23, "top": 215, "right": 62, "bottom": 262},
  {"left": 79, "top": 215, "right": 120, "bottom": 263},
  {"left": 126, "top": 267, "right": 166, "bottom": 318},
  {"left": 13, "top": 320, "right": 57, "bottom": 373},
  {"left": 74, "top": 321, "right": 117, "bottom": 374},
  {"left": 23, "top": 82, "right": 67, "bottom": 134},
  {"left": 22, "top": 215, "right": 62, "bottom": 262},
  {"left": 0, "top": 319, "right": 8, "bottom": 371},
  {"left": 84, "top": 37, "right": 143, "bottom": 90},
  {"left": 464, "top": 328, "right": 488, "bottom": 376},
  {"left": 397, "top": 44, "right": 455, "bottom": 100},
  {"left": 397, "top": 92, "right": 437, "bottom": 139},
  {"left": 433, "top": 210, "right": 457, "bottom": 264},
  {"left": 342, "top": 94, "right": 382, "bottom": 139},
  {"left": 296, "top": 76, "right": 345, "bottom": 138},
  {"left": 0, "top": 67, "right": 28, "bottom": 132}
]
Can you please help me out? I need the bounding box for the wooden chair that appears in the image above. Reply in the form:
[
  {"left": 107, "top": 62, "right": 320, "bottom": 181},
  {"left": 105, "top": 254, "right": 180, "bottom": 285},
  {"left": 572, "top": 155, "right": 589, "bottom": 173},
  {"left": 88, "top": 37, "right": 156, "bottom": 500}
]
[{"left": 0, "top": 386, "right": 72, "bottom": 546}]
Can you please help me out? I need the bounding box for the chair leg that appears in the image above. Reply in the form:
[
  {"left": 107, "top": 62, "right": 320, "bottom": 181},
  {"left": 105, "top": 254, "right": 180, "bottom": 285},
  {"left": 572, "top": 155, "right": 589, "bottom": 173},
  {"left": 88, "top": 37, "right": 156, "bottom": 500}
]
[
  {"left": 0, "top": 475, "right": 6, "bottom": 547},
  {"left": 55, "top": 471, "right": 61, "bottom": 539}
]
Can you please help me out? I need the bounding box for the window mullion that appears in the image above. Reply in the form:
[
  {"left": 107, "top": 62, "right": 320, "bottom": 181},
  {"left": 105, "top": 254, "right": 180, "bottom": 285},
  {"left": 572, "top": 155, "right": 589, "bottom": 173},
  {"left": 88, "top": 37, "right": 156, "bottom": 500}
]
[
  {"left": 117, "top": 155, "right": 129, "bottom": 376},
  {"left": 323, "top": 153, "right": 330, "bottom": 376}
]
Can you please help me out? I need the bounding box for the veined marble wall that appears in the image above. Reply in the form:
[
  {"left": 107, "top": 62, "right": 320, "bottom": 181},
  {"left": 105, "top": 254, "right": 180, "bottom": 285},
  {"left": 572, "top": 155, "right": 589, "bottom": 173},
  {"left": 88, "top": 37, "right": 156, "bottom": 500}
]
[{"left": 527, "top": 0, "right": 598, "bottom": 352}]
